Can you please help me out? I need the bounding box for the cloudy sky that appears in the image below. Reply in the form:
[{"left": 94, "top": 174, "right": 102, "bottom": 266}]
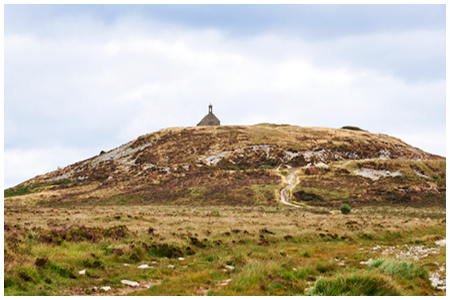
[{"left": 4, "top": 4, "right": 446, "bottom": 188}]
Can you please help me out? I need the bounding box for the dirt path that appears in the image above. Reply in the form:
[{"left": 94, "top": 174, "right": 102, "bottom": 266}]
[{"left": 280, "top": 170, "right": 302, "bottom": 208}]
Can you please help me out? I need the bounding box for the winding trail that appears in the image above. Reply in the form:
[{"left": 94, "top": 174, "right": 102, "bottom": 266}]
[{"left": 280, "top": 170, "right": 302, "bottom": 208}]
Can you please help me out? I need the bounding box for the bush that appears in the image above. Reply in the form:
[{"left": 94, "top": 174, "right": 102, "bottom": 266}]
[
  {"left": 340, "top": 204, "right": 351, "bottom": 215},
  {"left": 227, "top": 165, "right": 240, "bottom": 171},
  {"left": 258, "top": 165, "right": 273, "bottom": 170},
  {"left": 148, "top": 243, "right": 184, "bottom": 258},
  {"left": 341, "top": 126, "right": 366, "bottom": 131},
  {"left": 305, "top": 167, "right": 318, "bottom": 175}
]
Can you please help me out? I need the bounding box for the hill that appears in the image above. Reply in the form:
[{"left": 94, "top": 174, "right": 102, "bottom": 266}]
[
  {"left": 5, "top": 124, "right": 445, "bottom": 209},
  {"left": 4, "top": 124, "right": 447, "bottom": 296}
]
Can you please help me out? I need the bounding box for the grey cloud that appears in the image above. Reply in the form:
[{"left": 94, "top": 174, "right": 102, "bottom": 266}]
[
  {"left": 4, "top": 8, "right": 445, "bottom": 188},
  {"left": 6, "top": 5, "right": 445, "bottom": 39}
]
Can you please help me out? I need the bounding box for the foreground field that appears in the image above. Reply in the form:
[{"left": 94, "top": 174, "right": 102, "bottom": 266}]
[
  {"left": 4, "top": 205, "right": 446, "bottom": 296},
  {"left": 4, "top": 125, "right": 446, "bottom": 295}
]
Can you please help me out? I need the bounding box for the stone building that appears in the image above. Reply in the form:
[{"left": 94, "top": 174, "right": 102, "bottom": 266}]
[{"left": 197, "top": 104, "right": 220, "bottom": 126}]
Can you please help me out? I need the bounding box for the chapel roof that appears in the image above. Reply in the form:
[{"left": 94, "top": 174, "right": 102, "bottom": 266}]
[{"left": 197, "top": 104, "right": 220, "bottom": 126}]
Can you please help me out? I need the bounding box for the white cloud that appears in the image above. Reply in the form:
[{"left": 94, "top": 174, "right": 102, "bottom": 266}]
[
  {"left": 4, "top": 15, "right": 445, "bottom": 187},
  {"left": 310, "top": 29, "right": 446, "bottom": 82}
]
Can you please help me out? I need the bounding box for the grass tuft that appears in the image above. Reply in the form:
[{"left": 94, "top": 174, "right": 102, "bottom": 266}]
[
  {"left": 308, "top": 271, "right": 403, "bottom": 296},
  {"left": 369, "top": 258, "right": 429, "bottom": 281}
]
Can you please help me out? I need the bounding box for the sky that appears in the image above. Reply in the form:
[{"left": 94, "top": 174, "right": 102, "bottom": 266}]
[{"left": 4, "top": 4, "right": 446, "bottom": 189}]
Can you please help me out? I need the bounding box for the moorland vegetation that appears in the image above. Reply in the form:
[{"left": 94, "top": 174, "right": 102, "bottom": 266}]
[{"left": 4, "top": 124, "right": 446, "bottom": 295}]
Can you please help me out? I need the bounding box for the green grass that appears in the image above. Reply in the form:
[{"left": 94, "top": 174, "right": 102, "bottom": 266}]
[
  {"left": 369, "top": 258, "right": 429, "bottom": 281},
  {"left": 4, "top": 181, "right": 68, "bottom": 198},
  {"left": 308, "top": 258, "right": 432, "bottom": 296},
  {"left": 4, "top": 205, "right": 446, "bottom": 296},
  {"left": 307, "top": 271, "right": 403, "bottom": 296},
  {"left": 4, "top": 186, "right": 34, "bottom": 197}
]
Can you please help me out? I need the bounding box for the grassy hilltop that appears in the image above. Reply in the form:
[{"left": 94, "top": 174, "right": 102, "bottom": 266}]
[
  {"left": 4, "top": 124, "right": 445, "bottom": 209},
  {"left": 4, "top": 124, "right": 446, "bottom": 296}
]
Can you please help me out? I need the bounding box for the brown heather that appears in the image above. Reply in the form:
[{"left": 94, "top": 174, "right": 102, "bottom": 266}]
[{"left": 4, "top": 124, "right": 446, "bottom": 295}]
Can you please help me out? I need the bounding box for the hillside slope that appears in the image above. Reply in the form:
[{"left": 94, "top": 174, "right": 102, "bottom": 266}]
[{"left": 5, "top": 124, "right": 445, "bottom": 208}]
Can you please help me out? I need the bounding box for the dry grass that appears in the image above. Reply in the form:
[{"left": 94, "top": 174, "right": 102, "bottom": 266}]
[
  {"left": 12, "top": 124, "right": 442, "bottom": 187},
  {"left": 5, "top": 125, "right": 444, "bottom": 210},
  {"left": 292, "top": 159, "right": 445, "bottom": 209},
  {"left": 4, "top": 124, "right": 446, "bottom": 295},
  {"left": 4, "top": 204, "right": 446, "bottom": 296}
]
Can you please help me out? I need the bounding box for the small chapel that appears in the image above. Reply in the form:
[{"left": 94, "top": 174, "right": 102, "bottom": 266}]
[{"left": 197, "top": 104, "right": 220, "bottom": 126}]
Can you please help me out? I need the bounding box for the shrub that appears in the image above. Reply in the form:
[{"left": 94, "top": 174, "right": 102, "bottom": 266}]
[
  {"left": 258, "top": 165, "right": 273, "bottom": 170},
  {"left": 294, "top": 191, "right": 324, "bottom": 202},
  {"left": 340, "top": 204, "right": 351, "bottom": 215},
  {"left": 305, "top": 167, "right": 318, "bottom": 175},
  {"left": 341, "top": 126, "right": 366, "bottom": 131},
  {"left": 227, "top": 165, "right": 240, "bottom": 171},
  {"left": 148, "top": 243, "right": 184, "bottom": 258}
]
